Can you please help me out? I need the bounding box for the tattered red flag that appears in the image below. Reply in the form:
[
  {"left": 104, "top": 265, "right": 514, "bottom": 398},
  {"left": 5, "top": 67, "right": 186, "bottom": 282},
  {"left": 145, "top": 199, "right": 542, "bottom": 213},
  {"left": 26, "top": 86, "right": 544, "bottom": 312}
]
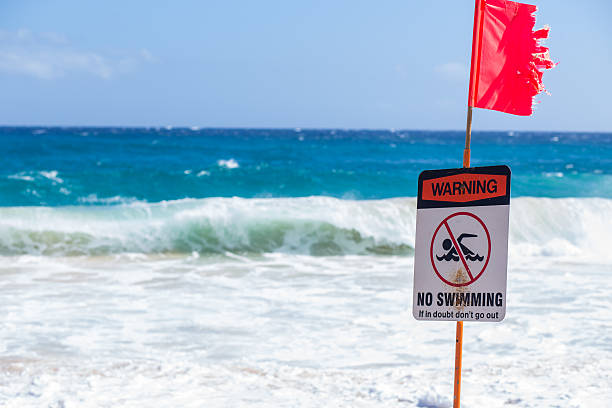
[{"left": 468, "top": 0, "right": 555, "bottom": 116}]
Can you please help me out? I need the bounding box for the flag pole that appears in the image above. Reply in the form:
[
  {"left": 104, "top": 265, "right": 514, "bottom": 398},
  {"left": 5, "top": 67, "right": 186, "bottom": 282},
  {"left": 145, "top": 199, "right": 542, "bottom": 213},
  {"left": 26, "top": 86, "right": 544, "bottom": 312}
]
[
  {"left": 463, "top": 107, "right": 473, "bottom": 168},
  {"left": 453, "top": 107, "right": 471, "bottom": 408},
  {"left": 455, "top": 0, "right": 483, "bottom": 405},
  {"left": 453, "top": 320, "right": 464, "bottom": 408},
  {"left": 454, "top": 106, "right": 472, "bottom": 408},
  {"left": 465, "top": 0, "right": 483, "bottom": 171}
]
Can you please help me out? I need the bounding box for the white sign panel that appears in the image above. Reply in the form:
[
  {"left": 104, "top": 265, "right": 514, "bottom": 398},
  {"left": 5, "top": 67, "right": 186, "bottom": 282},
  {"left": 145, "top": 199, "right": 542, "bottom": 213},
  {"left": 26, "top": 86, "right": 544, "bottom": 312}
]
[{"left": 412, "top": 165, "right": 510, "bottom": 322}]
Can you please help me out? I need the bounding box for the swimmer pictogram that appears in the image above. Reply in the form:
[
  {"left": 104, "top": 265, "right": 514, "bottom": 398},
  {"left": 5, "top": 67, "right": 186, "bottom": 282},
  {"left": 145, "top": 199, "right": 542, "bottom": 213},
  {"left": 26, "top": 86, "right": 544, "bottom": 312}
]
[
  {"left": 430, "top": 212, "right": 491, "bottom": 287},
  {"left": 436, "top": 233, "right": 484, "bottom": 262}
]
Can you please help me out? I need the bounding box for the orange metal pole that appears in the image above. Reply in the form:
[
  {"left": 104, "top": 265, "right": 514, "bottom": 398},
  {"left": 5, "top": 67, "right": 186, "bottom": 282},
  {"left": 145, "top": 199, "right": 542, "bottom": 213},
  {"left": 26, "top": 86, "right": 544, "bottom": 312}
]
[
  {"left": 463, "top": 106, "right": 473, "bottom": 168},
  {"left": 453, "top": 320, "right": 464, "bottom": 408},
  {"left": 456, "top": 38, "right": 476, "bottom": 408},
  {"left": 455, "top": 102, "right": 473, "bottom": 408},
  {"left": 456, "top": 1, "right": 482, "bottom": 405},
  {"left": 454, "top": 108, "right": 471, "bottom": 408}
]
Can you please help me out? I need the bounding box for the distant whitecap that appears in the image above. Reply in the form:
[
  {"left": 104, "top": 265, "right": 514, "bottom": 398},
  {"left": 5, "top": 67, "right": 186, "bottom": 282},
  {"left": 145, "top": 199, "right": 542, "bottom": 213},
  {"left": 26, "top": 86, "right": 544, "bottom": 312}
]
[
  {"left": 77, "top": 194, "right": 139, "bottom": 205},
  {"left": 39, "top": 170, "right": 64, "bottom": 184},
  {"left": 217, "top": 159, "right": 239, "bottom": 169},
  {"left": 543, "top": 171, "right": 564, "bottom": 178},
  {"left": 7, "top": 172, "right": 35, "bottom": 181}
]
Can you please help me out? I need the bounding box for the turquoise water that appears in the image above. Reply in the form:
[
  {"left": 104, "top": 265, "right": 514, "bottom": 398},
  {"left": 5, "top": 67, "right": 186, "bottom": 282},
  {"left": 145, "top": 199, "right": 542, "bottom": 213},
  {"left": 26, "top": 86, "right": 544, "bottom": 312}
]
[{"left": 2, "top": 127, "right": 611, "bottom": 206}]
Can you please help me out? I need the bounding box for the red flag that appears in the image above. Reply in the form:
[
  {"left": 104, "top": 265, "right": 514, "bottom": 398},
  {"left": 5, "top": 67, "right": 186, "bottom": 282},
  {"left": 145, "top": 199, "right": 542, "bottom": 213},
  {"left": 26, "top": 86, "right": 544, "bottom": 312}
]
[{"left": 468, "top": 0, "right": 555, "bottom": 116}]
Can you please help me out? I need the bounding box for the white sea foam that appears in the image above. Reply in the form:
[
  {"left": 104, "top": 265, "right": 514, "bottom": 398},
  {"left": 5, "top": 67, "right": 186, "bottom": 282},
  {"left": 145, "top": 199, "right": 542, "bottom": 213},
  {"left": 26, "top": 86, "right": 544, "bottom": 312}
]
[
  {"left": 217, "top": 158, "right": 239, "bottom": 169},
  {"left": 7, "top": 172, "right": 35, "bottom": 181},
  {"left": 8, "top": 170, "right": 64, "bottom": 183},
  {"left": 39, "top": 170, "right": 63, "bottom": 183},
  {"left": 0, "top": 253, "right": 610, "bottom": 406},
  {"left": 77, "top": 193, "right": 141, "bottom": 205}
]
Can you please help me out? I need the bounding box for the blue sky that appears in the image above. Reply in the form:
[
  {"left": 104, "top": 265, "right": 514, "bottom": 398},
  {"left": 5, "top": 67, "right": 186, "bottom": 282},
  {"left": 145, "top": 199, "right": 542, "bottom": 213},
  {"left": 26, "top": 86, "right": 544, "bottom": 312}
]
[{"left": 0, "top": 0, "right": 610, "bottom": 131}]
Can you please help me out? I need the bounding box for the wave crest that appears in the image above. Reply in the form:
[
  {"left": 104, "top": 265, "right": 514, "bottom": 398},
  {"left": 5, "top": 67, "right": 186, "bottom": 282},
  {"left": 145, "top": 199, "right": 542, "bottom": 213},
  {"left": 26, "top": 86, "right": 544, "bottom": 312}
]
[
  {"left": 0, "top": 197, "right": 416, "bottom": 256},
  {"left": 1, "top": 196, "right": 611, "bottom": 261}
]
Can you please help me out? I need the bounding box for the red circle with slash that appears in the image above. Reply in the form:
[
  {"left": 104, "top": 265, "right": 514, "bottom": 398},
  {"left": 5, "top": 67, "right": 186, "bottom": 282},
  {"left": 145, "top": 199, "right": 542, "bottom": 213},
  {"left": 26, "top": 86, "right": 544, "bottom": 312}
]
[{"left": 429, "top": 212, "right": 491, "bottom": 287}]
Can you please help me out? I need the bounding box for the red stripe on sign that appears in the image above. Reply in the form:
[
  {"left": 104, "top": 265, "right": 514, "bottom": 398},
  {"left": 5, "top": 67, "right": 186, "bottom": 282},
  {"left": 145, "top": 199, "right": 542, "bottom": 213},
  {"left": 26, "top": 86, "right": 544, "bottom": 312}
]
[{"left": 422, "top": 173, "right": 506, "bottom": 203}]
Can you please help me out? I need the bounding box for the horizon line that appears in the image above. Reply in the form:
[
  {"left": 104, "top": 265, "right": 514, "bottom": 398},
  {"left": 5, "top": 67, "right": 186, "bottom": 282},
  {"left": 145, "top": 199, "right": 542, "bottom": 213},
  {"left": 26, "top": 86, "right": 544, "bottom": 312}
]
[{"left": 0, "top": 124, "right": 610, "bottom": 135}]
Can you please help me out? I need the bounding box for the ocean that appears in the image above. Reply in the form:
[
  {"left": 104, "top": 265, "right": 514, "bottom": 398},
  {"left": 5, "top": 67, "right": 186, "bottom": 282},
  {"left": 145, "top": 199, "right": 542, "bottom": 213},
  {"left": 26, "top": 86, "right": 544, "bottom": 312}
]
[{"left": 1, "top": 127, "right": 611, "bottom": 407}]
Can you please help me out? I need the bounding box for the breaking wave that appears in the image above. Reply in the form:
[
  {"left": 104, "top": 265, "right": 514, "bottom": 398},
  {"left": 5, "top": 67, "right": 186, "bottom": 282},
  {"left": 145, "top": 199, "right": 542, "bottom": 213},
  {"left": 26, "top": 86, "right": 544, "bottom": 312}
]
[
  {"left": 0, "top": 197, "right": 415, "bottom": 256},
  {"left": 0, "top": 196, "right": 610, "bottom": 259}
]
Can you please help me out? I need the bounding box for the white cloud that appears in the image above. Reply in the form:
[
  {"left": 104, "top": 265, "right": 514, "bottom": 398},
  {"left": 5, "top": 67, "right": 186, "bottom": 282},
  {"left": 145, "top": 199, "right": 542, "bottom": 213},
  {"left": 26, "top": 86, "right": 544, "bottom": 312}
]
[
  {"left": 434, "top": 62, "right": 468, "bottom": 81},
  {"left": 139, "top": 48, "right": 155, "bottom": 62},
  {"left": 0, "top": 29, "right": 155, "bottom": 80}
]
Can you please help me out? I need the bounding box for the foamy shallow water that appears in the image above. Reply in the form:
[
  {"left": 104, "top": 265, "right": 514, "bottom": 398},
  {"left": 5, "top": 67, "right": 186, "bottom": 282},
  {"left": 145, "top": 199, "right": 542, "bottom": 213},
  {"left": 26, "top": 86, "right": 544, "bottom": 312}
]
[{"left": 1, "top": 253, "right": 610, "bottom": 407}]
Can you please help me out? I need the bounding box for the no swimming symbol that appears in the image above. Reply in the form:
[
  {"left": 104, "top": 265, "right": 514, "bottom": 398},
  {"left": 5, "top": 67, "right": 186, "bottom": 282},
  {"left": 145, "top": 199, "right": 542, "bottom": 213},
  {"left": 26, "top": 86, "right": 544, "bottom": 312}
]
[{"left": 429, "top": 212, "right": 491, "bottom": 287}]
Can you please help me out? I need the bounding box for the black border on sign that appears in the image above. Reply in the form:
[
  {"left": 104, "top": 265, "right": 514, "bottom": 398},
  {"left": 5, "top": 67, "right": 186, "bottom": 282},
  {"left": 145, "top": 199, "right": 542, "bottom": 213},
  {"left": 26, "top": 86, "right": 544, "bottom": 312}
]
[{"left": 417, "top": 165, "right": 511, "bottom": 209}]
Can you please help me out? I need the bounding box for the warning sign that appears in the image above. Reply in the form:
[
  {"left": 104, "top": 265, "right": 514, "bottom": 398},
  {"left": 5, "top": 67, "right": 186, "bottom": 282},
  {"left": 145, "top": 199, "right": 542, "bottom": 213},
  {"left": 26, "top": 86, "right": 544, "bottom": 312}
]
[{"left": 413, "top": 165, "right": 510, "bottom": 322}]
